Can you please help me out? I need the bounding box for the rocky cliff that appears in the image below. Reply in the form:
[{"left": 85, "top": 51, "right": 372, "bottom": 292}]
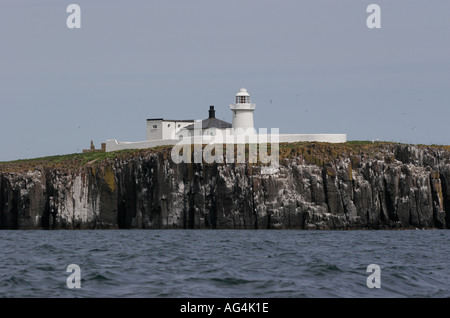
[{"left": 1, "top": 142, "right": 450, "bottom": 230}]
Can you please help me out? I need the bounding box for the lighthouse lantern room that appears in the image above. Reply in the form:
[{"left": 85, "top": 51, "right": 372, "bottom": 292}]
[{"left": 230, "top": 88, "right": 256, "bottom": 134}]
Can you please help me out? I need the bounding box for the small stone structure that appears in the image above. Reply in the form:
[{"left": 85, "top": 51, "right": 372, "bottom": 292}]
[{"left": 83, "top": 140, "right": 106, "bottom": 153}]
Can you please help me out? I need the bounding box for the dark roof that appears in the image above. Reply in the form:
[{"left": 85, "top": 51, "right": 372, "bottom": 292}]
[
  {"left": 146, "top": 118, "right": 194, "bottom": 122},
  {"left": 185, "top": 117, "right": 232, "bottom": 130}
]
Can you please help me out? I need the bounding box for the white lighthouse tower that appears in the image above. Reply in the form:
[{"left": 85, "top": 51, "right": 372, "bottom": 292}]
[{"left": 230, "top": 88, "right": 256, "bottom": 134}]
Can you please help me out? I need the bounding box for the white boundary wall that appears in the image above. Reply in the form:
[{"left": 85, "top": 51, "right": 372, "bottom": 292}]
[
  {"left": 278, "top": 134, "right": 347, "bottom": 143},
  {"left": 106, "top": 134, "right": 347, "bottom": 152}
]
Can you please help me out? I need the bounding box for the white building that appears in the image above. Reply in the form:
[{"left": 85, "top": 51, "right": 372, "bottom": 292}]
[
  {"left": 146, "top": 118, "right": 194, "bottom": 140},
  {"left": 105, "top": 88, "right": 347, "bottom": 152}
]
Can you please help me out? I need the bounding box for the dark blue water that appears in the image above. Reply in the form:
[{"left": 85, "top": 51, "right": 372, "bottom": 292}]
[{"left": 0, "top": 229, "right": 449, "bottom": 298}]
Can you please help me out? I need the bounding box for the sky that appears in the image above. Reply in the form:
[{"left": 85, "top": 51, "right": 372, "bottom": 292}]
[{"left": 0, "top": 0, "right": 449, "bottom": 161}]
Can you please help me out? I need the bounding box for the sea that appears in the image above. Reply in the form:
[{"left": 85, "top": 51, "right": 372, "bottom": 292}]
[{"left": 0, "top": 229, "right": 449, "bottom": 298}]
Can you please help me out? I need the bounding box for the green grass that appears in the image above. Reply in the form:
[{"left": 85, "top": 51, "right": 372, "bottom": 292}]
[
  {"left": 345, "top": 140, "right": 392, "bottom": 145},
  {"left": 2, "top": 141, "right": 450, "bottom": 173},
  {"left": 346, "top": 140, "right": 375, "bottom": 145},
  {"left": 0, "top": 147, "right": 173, "bottom": 172},
  {"left": 3, "top": 149, "right": 133, "bottom": 165}
]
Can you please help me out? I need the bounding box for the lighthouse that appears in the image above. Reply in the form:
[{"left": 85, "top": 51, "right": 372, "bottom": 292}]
[
  {"left": 230, "top": 88, "right": 256, "bottom": 134},
  {"left": 106, "top": 87, "right": 347, "bottom": 153}
]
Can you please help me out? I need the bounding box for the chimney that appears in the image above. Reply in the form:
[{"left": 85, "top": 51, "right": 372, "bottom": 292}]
[{"left": 209, "top": 105, "right": 215, "bottom": 119}]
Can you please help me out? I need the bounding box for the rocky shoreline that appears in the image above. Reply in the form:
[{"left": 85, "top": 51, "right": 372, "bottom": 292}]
[{"left": 1, "top": 142, "right": 449, "bottom": 230}]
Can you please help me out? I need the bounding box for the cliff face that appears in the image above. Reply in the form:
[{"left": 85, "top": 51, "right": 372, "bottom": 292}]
[{"left": 1, "top": 143, "right": 450, "bottom": 230}]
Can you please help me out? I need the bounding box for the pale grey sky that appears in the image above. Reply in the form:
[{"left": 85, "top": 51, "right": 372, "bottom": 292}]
[{"left": 1, "top": 0, "right": 449, "bottom": 161}]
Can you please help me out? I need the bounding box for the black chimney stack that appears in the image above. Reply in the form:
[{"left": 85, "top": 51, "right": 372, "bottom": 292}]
[{"left": 209, "top": 105, "right": 215, "bottom": 118}]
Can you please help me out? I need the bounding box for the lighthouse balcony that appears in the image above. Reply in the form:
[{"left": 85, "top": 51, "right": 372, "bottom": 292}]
[{"left": 230, "top": 103, "right": 256, "bottom": 110}]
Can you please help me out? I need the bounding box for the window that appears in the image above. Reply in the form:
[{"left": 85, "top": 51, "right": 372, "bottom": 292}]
[
  {"left": 168, "top": 124, "right": 171, "bottom": 127},
  {"left": 152, "top": 124, "right": 158, "bottom": 129},
  {"left": 178, "top": 124, "right": 181, "bottom": 128},
  {"left": 236, "top": 96, "right": 248, "bottom": 103}
]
